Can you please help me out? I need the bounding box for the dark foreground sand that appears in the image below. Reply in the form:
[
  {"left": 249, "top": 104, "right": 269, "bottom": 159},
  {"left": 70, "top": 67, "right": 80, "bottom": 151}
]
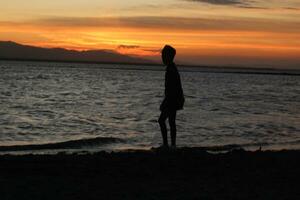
[{"left": 0, "top": 148, "right": 299, "bottom": 200}]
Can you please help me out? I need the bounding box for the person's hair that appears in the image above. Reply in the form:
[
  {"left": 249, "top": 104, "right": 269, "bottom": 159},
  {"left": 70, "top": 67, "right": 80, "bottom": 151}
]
[{"left": 162, "top": 45, "right": 176, "bottom": 61}]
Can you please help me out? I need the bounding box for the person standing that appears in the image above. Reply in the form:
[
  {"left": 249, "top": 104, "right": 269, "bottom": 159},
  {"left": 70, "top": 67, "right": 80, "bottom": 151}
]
[{"left": 158, "top": 45, "right": 184, "bottom": 148}]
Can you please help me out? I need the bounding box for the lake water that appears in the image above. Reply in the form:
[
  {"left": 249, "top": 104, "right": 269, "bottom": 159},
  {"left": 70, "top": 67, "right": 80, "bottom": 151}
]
[{"left": 0, "top": 61, "right": 300, "bottom": 154}]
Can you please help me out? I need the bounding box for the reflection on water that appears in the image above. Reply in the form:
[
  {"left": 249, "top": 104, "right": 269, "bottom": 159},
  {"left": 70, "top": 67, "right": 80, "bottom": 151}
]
[{"left": 0, "top": 61, "right": 300, "bottom": 153}]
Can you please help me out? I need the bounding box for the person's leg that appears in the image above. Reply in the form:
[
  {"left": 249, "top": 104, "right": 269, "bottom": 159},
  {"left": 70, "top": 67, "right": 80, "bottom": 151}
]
[
  {"left": 168, "top": 110, "right": 177, "bottom": 147},
  {"left": 158, "top": 110, "right": 169, "bottom": 146}
]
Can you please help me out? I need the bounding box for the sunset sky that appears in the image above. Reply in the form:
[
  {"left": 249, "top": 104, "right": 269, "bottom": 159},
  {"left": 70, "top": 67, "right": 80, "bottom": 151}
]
[{"left": 1, "top": 0, "right": 300, "bottom": 68}]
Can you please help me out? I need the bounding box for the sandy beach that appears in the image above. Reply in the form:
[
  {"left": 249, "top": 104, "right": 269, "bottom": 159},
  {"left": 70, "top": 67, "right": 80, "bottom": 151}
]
[{"left": 0, "top": 148, "right": 299, "bottom": 200}]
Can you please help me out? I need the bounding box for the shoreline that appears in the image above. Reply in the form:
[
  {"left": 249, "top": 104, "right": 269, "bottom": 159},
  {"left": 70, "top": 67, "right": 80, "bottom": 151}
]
[
  {"left": 0, "top": 141, "right": 300, "bottom": 156},
  {"left": 1, "top": 144, "right": 300, "bottom": 156},
  {"left": 1, "top": 147, "right": 299, "bottom": 199}
]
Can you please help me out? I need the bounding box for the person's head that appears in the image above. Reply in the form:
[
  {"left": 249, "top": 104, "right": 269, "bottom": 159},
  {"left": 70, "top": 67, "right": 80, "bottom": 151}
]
[{"left": 161, "top": 45, "right": 176, "bottom": 65}]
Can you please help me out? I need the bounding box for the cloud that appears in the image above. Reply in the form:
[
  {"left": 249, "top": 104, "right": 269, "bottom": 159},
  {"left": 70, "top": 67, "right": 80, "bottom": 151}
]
[
  {"left": 284, "top": 7, "right": 300, "bottom": 10},
  {"left": 117, "top": 45, "right": 160, "bottom": 54},
  {"left": 117, "top": 45, "right": 140, "bottom": 49},
  {"left": 2, "top": 15, "right": 300, "bottom": 34},
  {"left": 185, "top": 0, "right": 246, "bottom": 5},
  {"left": 115, "top": 45, "right": 160, "bottom": 57},
  {"left": 27, "top": 16, "right": 300, "bottom": 33},
  {"left": 184, "top": 1, "right": 300, "bottom": 10},
  {"left": 144, "top": 49, "right": 161, "bottom": 53},
  {"left": 237, "top": 5, "right": 269, "bottom": 9},
  {"left": 184, "top": 0, "right": 270, "bottom": 9}
]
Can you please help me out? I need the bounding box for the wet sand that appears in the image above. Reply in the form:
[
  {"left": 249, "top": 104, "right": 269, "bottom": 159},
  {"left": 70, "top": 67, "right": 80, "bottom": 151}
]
[{"left": 0, "top": 148, "right": 299, "bottom": 200}]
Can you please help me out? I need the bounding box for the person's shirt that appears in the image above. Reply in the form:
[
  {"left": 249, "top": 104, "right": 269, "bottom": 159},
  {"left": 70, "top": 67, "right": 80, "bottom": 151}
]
[{"left": 164, "top": 62, "right": 184, "bottom": 110}]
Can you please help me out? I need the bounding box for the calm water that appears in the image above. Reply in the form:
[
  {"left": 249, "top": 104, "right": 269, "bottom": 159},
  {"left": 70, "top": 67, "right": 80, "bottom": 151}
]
[{"left": 0, "top": 61, "right": 300, "bottom": 154}]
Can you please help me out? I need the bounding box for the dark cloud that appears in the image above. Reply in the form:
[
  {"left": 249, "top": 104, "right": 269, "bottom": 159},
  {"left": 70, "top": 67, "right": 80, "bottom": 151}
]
[
  {"left": 185, "top": 0, "right": 269, "bottom": 9},
  {"left": 237, "top": 5, "right": 269, "bottom": 9},
  {"left": 184, "top": 1, "right": 300, "bottom": 10},
  {"left": 185, "top": 0, "right": 246, "bottom": 5}
]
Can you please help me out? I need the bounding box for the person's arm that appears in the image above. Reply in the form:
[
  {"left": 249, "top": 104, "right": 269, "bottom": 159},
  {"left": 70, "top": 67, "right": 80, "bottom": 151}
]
[
  {"left": 165, "top": 68, "right": 173, "bottom": 99},
  {"left": 160, "top": 69, "right": 171, "bottom": 111}
]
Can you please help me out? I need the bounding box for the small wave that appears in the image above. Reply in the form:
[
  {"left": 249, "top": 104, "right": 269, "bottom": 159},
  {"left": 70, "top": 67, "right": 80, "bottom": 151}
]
[
  {"left": 59, "top": 91, "right": 79, "bottom": 96},
  {"left": 111, "top": 116, "right": 126, "bottom": 120},
  {"left": 0, "top": 91, "right": 12, "bottom": 96},
  {"left": 185, "top": 95, "right": 196, "bottom": 99},
  {"left": 35, "top": 74, "right": 50, "bottom": 79},
  {"left": 0, "top": 137, "right": 123, "bottom": 152}
]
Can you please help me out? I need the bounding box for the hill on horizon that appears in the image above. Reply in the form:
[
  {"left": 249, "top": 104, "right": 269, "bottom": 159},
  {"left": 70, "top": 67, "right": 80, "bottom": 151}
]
[{"left": 0, "top": 41, "right": 152, "bottom": 64}]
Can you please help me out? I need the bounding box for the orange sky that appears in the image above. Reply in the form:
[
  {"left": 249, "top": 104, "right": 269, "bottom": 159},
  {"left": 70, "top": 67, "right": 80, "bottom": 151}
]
[{"left": 1, "top": 0, "right": 300, "bottom": 68}]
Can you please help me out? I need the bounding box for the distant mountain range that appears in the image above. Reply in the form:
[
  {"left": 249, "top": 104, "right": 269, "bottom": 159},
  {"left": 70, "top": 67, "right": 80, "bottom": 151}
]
[{"left": 0, "top": 41, "right": 152, "bottom": 64}]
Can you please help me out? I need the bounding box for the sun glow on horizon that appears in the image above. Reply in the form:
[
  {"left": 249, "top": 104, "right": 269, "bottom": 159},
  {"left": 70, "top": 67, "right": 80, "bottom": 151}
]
[{"left": 1, "top": 0, "right": 300, "bottom": 68}]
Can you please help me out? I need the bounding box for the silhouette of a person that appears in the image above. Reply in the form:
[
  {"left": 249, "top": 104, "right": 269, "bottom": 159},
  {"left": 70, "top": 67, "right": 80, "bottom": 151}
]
[{"left": 158, "top": 45, "right": 184, "bottom": 148}]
